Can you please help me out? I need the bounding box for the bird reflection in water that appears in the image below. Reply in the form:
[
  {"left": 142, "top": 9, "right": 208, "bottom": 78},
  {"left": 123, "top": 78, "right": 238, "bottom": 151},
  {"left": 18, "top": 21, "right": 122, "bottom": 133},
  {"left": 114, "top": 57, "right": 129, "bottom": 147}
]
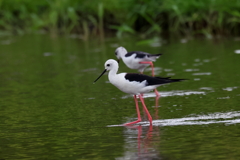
[
  {"left": 115, "top": 125, "right": 163, "bottom": 160},
  {"left": 115, "top": 97, "right": 162, "bottom": 160}
]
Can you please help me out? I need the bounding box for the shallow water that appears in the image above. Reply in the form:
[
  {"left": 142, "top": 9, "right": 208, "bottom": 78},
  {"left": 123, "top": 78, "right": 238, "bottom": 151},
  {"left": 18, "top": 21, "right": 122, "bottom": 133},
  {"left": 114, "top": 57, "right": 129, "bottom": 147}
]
[{"left": 0, "top": 34, "right": 240, "bottom": 159}]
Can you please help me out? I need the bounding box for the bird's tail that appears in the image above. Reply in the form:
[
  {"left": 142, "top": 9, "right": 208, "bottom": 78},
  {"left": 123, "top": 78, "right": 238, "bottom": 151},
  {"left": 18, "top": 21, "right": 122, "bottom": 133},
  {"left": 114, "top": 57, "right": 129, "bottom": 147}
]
[
  {"left": 155, "top": 76, "right": 188, "bottom": 84},
  {"left": 147, "top": 53, "right": 162, "bottom": 61}
]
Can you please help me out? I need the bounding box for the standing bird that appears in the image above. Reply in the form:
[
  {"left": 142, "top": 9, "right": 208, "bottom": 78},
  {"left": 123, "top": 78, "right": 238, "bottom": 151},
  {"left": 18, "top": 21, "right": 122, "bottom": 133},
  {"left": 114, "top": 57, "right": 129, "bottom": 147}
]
[
  {"left": 115, "top": 46, "right": 162, "bottom": 96},
  {"left": 94, "top": 59, "right": 186, "bottom": 125}
]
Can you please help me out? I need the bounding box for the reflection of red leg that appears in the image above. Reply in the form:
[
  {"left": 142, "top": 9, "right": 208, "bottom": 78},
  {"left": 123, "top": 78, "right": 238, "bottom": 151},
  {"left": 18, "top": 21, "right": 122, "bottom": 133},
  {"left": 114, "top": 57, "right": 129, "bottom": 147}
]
[
  {"left": 155, "top": 96, "right": 160, "bottom": 107},
  {"left": 138, "top": 95, "right": 152, "bottom": 125},
  {"left": 124, "top": 95, "right": 142, "bottom": 125},
  {"left": 148, "top": 125, "right": 153, "bottom": 138},
  {"left": 144, "top": 125, "right": 153, "bottom": 152},
  {"left": 138, "top": 125, "right": 142, "bottom": 154},
  {"left": 155, "top": 96, "right": 160, "bottom": 119}
]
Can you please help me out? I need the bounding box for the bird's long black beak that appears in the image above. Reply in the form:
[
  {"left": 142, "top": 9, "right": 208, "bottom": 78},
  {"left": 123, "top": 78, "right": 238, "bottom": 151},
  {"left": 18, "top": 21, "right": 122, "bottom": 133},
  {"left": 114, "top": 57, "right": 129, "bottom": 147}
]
[{"left": 93, "top": 69, "right": 107, "bottom": 83}]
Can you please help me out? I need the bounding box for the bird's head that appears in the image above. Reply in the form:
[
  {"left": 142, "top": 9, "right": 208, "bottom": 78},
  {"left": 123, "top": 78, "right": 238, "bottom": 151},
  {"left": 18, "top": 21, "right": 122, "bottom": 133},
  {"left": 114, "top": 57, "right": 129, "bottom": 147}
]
[
  {"left": 104, "top": 59, "right": 118, "bottom": 71},
  {"left": 115, "top": 46, "right": 127, "bottom": 62},
  {"left": 94, "top": 59, "right": 118, "bottom": 83}
]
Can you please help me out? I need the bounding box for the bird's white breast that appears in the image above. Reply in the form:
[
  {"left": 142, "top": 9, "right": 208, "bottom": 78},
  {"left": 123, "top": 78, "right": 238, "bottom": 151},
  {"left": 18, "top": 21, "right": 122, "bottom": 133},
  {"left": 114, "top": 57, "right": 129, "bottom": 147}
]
[
  {"left": 109, "top": 73, "right": 156, "bottom": 94},
  {"left": 122, "top": 54, "right": 149, "bottom": 71}
]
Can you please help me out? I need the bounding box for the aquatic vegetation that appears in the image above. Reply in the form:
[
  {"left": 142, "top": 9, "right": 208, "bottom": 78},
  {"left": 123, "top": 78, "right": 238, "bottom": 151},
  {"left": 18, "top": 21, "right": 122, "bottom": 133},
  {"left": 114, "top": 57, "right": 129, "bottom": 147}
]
[{"left": 0, "top": 0, "right": 240, "bottom": 37}]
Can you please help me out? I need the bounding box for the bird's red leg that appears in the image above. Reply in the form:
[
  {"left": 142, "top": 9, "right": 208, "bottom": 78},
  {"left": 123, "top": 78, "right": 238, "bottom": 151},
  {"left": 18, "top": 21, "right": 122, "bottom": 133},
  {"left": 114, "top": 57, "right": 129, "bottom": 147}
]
[
  {"left": 139, "top": 61, "right": 160, "bottom": 96},
  {"left": 138, "top": 95, "right": 152, "bottom": 125},
  {"left": 139, "top": 61, "right": 155, "bottom": 76},
  {"left": 124, "top": 95, "right": 142, "bottom": 125}
]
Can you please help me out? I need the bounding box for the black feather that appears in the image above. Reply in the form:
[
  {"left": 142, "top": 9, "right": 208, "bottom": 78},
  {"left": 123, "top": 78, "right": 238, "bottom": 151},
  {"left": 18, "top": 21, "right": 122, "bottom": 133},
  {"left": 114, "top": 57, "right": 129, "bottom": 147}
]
[
  {"left": 125, "top": 51, "right": 146, "bottom": 58},
  {"left": 147, "top": 53, "right": 162, "bottom": 57},
  {"left": 125, "top": 51, "right": 162, "bottom": 59},
  {"left": 125, "top": 73, "right": 186, "bottom": 86}
]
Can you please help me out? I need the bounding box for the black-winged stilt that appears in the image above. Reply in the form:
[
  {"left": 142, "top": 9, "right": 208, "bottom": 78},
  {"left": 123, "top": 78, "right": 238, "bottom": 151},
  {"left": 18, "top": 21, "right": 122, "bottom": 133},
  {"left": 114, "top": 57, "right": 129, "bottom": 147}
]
[
  {"left": 94, "top": 59, "right": 186, "bottom": 125},
  {"left": 115, "top": 46, "right": 162, "bottom": 96}
]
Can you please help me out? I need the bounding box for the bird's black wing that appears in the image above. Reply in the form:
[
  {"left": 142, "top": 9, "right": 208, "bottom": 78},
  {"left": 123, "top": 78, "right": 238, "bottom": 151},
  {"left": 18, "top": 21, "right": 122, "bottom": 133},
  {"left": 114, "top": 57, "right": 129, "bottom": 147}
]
[
  {"left": 125, "top": 51, "right": 147, "bottom": 58},
  {"left": 125, "top": 73, "right": 185, "bottom": 86},
  {"left": 126, "top": 51, "right": 162, "bottom": 59}
]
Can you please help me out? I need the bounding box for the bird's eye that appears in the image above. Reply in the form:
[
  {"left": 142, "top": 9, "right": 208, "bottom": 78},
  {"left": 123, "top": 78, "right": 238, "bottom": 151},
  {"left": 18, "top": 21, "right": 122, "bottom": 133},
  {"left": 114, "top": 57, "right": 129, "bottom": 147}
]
[{"left": 107, "top": 64, "right": 110, "bottom": 67}]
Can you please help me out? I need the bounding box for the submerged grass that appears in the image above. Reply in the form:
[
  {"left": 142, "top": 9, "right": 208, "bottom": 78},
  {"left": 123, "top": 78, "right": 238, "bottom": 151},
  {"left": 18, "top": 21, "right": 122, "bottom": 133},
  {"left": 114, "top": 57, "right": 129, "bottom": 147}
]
[{"left": 0, "top": 0, "right": 240, "bottom": 38}]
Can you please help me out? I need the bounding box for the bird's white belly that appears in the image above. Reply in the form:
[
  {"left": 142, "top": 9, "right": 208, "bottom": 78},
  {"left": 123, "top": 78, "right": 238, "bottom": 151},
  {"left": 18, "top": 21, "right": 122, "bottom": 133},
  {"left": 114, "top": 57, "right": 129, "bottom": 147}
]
[
  {"left": 123, "top": 56, "right": 149, "bottom": 70},
  {"left": 110, "top": 75, "right": 155, "bottom": 94},
  {"left": 118, "top": 82, "right": 142, "bottom": 94}
]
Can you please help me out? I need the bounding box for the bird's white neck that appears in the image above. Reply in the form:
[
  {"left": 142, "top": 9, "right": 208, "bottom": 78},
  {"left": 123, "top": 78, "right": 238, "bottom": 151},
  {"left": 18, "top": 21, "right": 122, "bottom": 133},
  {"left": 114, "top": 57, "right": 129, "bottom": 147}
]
[{"left": 108, "top": 66, "right": 118, "bottom": 83}]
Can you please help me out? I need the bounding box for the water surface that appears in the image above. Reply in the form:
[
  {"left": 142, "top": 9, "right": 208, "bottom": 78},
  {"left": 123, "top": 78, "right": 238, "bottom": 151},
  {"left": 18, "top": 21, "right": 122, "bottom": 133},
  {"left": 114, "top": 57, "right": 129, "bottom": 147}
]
[{"left": 0, "top": 34, "right": 240, "bottom": 159}]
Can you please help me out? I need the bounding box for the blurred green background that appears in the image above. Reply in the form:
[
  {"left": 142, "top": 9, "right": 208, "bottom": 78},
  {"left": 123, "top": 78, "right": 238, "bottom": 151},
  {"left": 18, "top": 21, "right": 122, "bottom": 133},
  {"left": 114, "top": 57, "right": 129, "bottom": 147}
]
[
  {"left": 1, "top": 0, "right": 240, "bottom": 38},
  {"left": 1, "top": 1, "right": 240, "bottom": 159}
]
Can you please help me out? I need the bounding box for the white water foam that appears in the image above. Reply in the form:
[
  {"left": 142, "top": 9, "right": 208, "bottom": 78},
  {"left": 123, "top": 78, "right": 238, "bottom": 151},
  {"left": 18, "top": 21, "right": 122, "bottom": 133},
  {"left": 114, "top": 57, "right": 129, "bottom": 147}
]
[
  {"left": 108, "top": 111, "right": 240, "bottom": 127},
  {"left": 121, "top": 90, "right": 206, "bottom": 99}
]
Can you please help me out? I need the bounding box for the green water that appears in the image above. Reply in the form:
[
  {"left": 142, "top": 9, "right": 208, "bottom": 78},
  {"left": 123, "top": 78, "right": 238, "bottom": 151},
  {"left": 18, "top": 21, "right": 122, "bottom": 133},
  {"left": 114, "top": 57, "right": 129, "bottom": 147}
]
[{"left": 0, "top": 34, "right": 240, "bottom": 160}]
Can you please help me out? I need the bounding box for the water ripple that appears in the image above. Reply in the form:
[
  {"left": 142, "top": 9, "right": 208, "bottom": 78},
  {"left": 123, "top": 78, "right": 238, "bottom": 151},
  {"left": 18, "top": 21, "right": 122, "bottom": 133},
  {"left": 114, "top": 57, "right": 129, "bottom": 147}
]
[
  {"left": 192, "top": 72, "right": 212, "bottom": 75},
  {"left": 108, "top": 111, "right": 240, "bottom": 127},
  {"left": 222, "top": 86, "right": 238, "bottom": 91},
  {"left": 234, "top": 50, "right": 240, "bottom": 54},
  {"left": 140, "top": 111, "right": 240, "bottom": 126},
  {"left": 121, "top": 90, "right": 206, "bottom": 99}
]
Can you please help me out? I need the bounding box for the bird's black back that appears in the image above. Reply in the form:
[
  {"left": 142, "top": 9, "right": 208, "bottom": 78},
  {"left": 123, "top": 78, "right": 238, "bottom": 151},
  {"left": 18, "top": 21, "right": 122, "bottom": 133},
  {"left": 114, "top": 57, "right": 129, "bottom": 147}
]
[
  {"left": 125, "top": 73, "right": 185, "bottom": 86},
  {"left": 125, "top": 51, "right": 162, "bottom": 58},
  {"left": 125, "top": 51, "right": 147, "bottom": 58}
]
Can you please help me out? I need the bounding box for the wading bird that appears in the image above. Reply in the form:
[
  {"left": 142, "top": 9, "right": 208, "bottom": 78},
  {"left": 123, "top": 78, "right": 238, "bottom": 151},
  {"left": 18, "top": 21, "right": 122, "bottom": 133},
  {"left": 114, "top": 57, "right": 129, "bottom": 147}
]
[
  {"left": 94, "top": 59, "right": 185, "bottom": 125},
  {"left": 115, "top": 46, "right": 162, "bottom": 96}
]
